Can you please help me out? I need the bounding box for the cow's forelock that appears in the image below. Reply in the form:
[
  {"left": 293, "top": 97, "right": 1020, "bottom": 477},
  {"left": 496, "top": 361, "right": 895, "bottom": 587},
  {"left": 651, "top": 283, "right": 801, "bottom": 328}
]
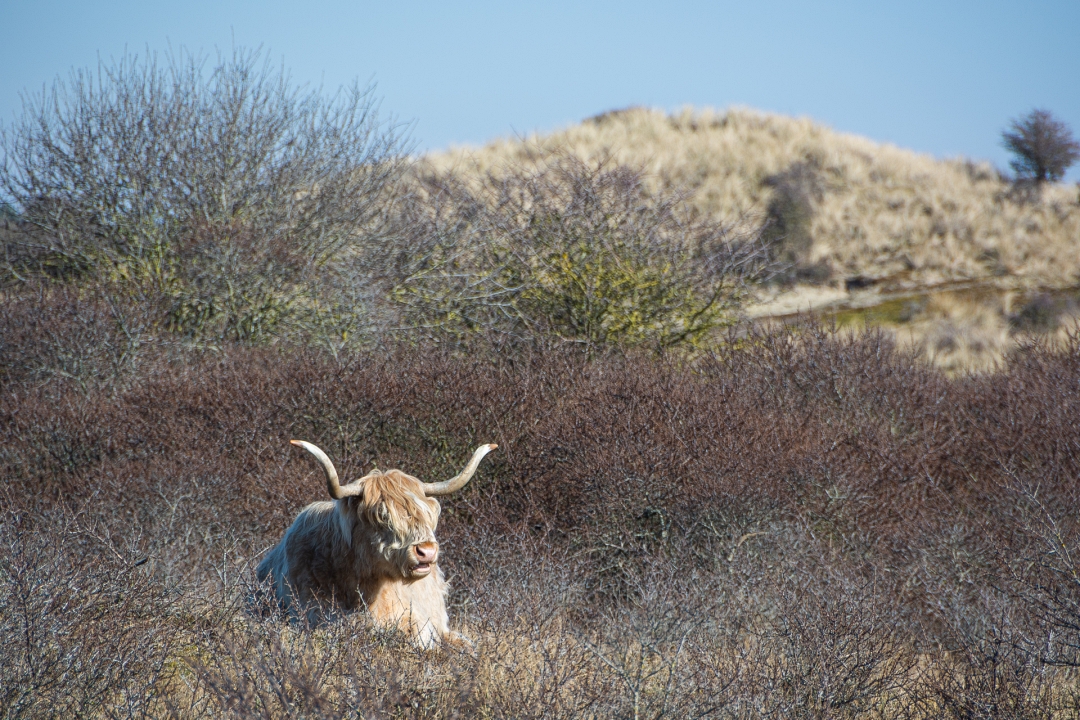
[{"left": 357, "top": 470, "right": 441, "bottom": 573}]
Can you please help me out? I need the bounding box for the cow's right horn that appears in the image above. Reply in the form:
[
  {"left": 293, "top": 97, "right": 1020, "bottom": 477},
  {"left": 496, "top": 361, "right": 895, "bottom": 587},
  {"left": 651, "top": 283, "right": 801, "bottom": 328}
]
[{"left": 290, "top": 440, "right": 364, "bottom": 499}]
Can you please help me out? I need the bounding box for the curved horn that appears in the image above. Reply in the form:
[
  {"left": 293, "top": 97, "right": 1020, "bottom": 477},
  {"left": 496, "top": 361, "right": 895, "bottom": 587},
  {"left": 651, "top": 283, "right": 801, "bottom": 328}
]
[
  {"left": 421, "top": 444, "right": 498, "bottom": 497},
  {"left": 290, "top": 440, "right": 364, "bottom": 499}
]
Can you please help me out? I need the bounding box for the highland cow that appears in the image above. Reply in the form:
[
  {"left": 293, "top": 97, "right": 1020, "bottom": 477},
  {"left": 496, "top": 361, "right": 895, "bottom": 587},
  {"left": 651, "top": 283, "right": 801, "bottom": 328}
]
[{"left": 257, "top": 440, "right": 497, "bottom": 648}]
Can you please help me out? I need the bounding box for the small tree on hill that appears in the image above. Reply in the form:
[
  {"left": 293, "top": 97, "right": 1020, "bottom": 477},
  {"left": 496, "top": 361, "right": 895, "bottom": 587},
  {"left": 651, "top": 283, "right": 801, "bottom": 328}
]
[{"left": 1002, "top": 109, "right": 1079, "bottom": 183}]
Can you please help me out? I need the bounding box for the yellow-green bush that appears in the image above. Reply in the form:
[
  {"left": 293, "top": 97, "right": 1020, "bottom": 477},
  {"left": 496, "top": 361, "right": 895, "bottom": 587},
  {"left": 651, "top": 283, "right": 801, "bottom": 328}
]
[{"left": 391, "top": 158, "right": 765, "bottom": 349}]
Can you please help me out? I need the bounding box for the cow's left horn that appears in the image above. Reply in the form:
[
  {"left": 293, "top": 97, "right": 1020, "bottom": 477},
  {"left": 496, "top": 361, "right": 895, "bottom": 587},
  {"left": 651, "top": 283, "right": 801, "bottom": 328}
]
[{"left": 421, "top": 444, "right": 497, "bottom": 497}]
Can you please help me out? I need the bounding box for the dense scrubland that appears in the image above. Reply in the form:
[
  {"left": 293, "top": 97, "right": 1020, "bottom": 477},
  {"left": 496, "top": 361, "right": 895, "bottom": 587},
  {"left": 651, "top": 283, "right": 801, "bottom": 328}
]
[
  {"left": 2, "top": 50, "right": 1080, "bottom": 718},
  {"left": 3, "top": 288, "right": 1080, "bottom": 718}
]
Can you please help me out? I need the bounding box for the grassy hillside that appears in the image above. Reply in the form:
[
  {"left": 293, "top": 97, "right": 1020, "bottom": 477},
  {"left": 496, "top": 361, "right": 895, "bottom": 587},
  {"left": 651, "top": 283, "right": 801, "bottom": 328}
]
[
  {"left": 426, "top": 108, "right": 1080, "bottom": 373},
  {"left": 427, "top": 106, "right": 1080, "bottom": 292}
]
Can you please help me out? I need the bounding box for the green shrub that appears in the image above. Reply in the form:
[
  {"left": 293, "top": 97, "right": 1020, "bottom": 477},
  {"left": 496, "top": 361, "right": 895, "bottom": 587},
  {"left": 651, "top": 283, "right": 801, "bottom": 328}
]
[
  {"left": 392, "top": 158, "right": 767, "bottom": 349},
  {"left": 763, "top": 159, "right": 831, "bottom": 284}
]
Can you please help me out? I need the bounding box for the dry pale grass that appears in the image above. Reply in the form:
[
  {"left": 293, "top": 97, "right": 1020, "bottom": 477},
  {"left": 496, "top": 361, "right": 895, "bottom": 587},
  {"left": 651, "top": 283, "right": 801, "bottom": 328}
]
[
  {"left": 810, "top": 286, "right": 1080, "bottom": 376},
  {"left": 896, "top": 291, "right": 1015, "bottom": 376},
  {"left": 426, "top": 105, "right": 1080, "bottom": 293}
]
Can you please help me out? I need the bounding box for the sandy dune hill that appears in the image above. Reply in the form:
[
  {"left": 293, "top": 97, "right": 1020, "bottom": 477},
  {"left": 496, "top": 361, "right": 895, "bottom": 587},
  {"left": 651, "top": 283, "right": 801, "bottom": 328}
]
[
  {"left": 425, "top": 107, "right": 1080, "bottom": 372},
  {"left": 426, "top": 106, "right": 1079, "bottom": 291}
]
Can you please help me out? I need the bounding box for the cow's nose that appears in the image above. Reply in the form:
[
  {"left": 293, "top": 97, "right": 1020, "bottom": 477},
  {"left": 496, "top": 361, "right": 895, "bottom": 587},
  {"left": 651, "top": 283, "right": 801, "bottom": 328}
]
[{"left": 415, "top": 541, "right": 438, "bottom": 563}]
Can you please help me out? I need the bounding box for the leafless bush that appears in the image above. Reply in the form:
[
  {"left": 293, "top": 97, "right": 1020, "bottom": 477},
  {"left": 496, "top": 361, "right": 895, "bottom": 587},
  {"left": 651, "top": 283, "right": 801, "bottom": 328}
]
[
  {"left": 994, "top": 478, "right": 1080, "bottom": 670},
  {"left": 763, "top": 159, "right": 832, "bottom": 285},
  {"left": 917, "top": 604, "right": 1064, "bottom": 720},
  {"left": 0, "top": 511, "right": 176, "bottom": 719},
  {"left": 0, "top": 284, "right": 162, "bottom": 394},
  {"left": 741, "top": 569, "right": 918, "bottom": 718},
  {"left": 0, "top": 47, "right": 408, "bottom": 343}
]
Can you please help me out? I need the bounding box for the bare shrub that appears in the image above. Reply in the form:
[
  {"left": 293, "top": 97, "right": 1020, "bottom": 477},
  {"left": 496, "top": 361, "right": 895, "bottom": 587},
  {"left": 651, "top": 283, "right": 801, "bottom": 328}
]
[
  {"left": 0, "top": 284, "right": 161, "bottom": 394},
  {"left": 0, "top": 47, "right": 407, "bottom": 343},
  {"left": 993, "top": 475, "right": 1080, "bottom": 670},
  {"left": 0, "top": 511, "right": 175, "bottom": 720},
  {"left": 1009, "top": 292, "right": 1071, "bottom": 334},
  {"left": 917, "top": 609, "right": 1063, "bottom": 720},
  {"left": 744, "top": 570, "right": 918, "bottom": 718},
  {"left": 763, "top": 158, "right": 832, "bottom": 284}
]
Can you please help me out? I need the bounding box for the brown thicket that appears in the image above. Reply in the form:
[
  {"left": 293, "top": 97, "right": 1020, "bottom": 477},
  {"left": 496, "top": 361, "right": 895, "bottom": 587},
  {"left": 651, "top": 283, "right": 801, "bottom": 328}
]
[{"left": 2, "top": 284, "right": 1079, "bottom": 718}]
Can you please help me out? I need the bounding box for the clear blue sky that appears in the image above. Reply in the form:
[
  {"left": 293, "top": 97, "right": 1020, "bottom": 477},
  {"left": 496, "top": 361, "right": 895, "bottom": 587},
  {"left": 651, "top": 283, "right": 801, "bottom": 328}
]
[{"left": 3, "top": 0, "right": 1079, "bottom": 180}]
